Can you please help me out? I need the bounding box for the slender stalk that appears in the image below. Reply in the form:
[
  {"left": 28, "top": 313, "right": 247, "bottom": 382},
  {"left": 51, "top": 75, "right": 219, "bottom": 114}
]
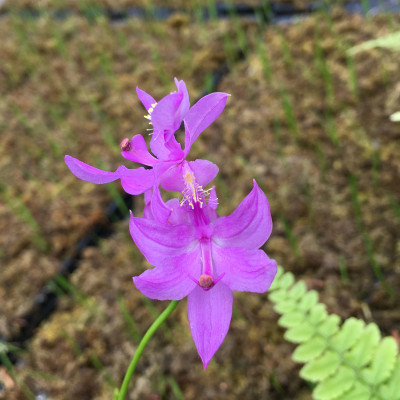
[{"left": 117, "top": 300, "right": 180, "bottom": 400}]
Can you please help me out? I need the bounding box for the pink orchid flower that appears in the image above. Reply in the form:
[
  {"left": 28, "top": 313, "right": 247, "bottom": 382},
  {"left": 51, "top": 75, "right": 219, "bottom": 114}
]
[
  {"left": 65, "top": 79, "right": 229, "bottom": 195},
  {"left": 130, "top": 161, "right": 277, "bottom": 368}
]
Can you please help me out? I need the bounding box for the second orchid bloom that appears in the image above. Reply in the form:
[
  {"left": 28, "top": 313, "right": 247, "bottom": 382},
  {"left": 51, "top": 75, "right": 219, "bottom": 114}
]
[{"left": 65, "top": 79, "right": 277, "bottom": 368}]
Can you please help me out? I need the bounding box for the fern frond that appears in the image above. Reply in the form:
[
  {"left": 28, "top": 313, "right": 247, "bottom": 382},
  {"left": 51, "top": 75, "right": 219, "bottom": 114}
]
[{"left": 268, "top": 266, "right": 399, "bottom": 400}]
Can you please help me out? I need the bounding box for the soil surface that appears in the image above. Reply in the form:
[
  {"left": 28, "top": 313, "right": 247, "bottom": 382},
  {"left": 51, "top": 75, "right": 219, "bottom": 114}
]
[
  {"left": 1, "top": 0, "right": 348, "bottom": 12},
  {"left": 1, "top": 1, "right": 399, "bottom": 400}
]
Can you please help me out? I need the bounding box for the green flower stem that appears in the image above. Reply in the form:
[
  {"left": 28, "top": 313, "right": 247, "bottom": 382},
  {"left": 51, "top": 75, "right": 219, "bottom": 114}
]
[{"left": 117, "top": 300, "right": 180, "bottom": 400}]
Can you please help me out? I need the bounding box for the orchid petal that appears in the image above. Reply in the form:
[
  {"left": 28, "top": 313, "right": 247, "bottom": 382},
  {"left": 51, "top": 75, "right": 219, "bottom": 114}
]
[
  {"left": 150, "top": 92, "right": 183, "bottom": 135},
  {"left": 150, "top": 185, "right": 172, "bottom": 225},
  {"left": 143, "top": 189, "right": 154, "bottom": 220},
  {"left": 153, "top": 79, "right": 188, "bottom": 156},
  {"left": 152, "top": 161, "right": 180, "bottom": 190},
  {"left": 184, "top": 92, "right": 229, "bottom": 155},
  {"left": 121, "top": 134, "right": 159, "bottom": 166},
  {"left": 213, "top": 246, "right": 277, "bottom": 293},
  {"left": 65, "top": 155, "right": 153, "bottom": 194},
  {"left": 149, "top": 131, "right": 181, "bottom": 161},
  {"left": 65, "top": 155, "right": 122, "bottom": 184},
  {"left": 164, "top": 137, "right": 184, "bottom": 160},
  {"left": 159, "top": 163, "right": 184, "bottom": 192},
  {"left": 188, "top": 159, "right": 219, "bottom": 187},
  {"left": 212, "top": 180, "right": 272, "bottom": 249},
  {"left": 119, "top": 168, "right": 154, "bottom": 195},
  {"left": 149, "top": 92, "right": 186, "bottom": 159},
  {"left": 174, "top": 77, "right": 190, "bottom": 122},
  {"left": 208, "top": 186, "right": 218, "bottom": 210},
  {"left": 133, "top": 249, "right": 199, "bottom": 300},
  {"left": 159, "top": 159, "right": 218, "bottom": 193},
  {"left": 150, "top": 79, "right": 189, "bottom": 140},
  {"left": 188, "top": 283, "right": 233, "bottom": 369},
  {"left": 129, "top": 213, "right": 196, "bottom": 266},
  {"left": 136, "top": 87, "right": 157, "bottom": 111},
  {"left": 162, "top": 197, "right": 192, "bottom": 225}
]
